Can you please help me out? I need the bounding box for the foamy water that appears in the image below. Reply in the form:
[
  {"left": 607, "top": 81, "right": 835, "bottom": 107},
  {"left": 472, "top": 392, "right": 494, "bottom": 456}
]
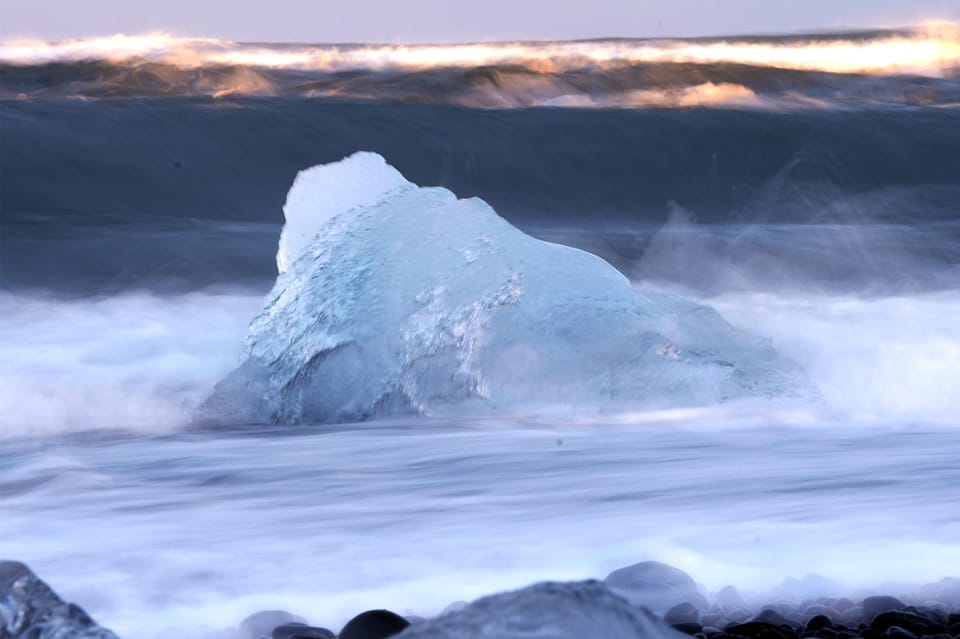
[
  {"left": 3, "top": 416, "right": 960, "bottom": 639},
  {"left": 1, "top": 281, "right": 959, "bottom": 638}
]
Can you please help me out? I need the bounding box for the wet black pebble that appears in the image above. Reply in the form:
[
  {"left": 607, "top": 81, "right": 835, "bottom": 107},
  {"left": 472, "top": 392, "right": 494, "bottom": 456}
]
[
  {"left": 673, "top": 622, "right": 705, "bottom": 635},
  {"left": 339, "top": 609, "right": 410, "bottom": 639},
  {"left": 886, "top": 626, "right": 919, "bottom": 639},
  {"left": 872, "top": 612, "right": 933, "bottom": 633},
  {"left": 271, "top": 624, "right": 335, "bottom": 639},
  {"left": 667, "top": 603, "right": 702, "bottom": 625},
  {"left": 753, "top": 609, "right": 797, "bottom": 629},
  {"left": 806, "top": 615, "right": 834, "bottom": 633},
  {"left": 860, "top": 627, "right": 886, "bottom": 639},
  {"left": 242, "top": 610, "right": 308, "bottom": 637},
  {"left": 864, "top": 598, "right": 907, "bottom": 618},
  {"left": 726, "top": 621, "right": 789, "bottom": 638}
]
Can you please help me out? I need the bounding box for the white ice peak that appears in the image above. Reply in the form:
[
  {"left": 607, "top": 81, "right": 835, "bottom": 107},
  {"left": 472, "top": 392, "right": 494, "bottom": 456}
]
[{"left": 276, "top": 152, "right": 411, "bottom": 273}]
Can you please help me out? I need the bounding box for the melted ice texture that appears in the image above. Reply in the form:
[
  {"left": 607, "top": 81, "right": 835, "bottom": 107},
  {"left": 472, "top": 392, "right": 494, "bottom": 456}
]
[{"left": 209, "top": 152, "right": 815, "bottom": 424}]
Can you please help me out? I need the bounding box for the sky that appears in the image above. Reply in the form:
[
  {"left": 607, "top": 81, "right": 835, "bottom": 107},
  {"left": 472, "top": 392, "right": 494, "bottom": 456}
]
[{"left": 1, "top": 0, "right": 958, "bottom": 43}]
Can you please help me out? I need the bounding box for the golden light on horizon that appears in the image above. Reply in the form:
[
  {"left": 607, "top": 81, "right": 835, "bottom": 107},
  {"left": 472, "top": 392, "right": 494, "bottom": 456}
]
[{"left": 1, "top": 22, "right": 957, "bottom": 78}]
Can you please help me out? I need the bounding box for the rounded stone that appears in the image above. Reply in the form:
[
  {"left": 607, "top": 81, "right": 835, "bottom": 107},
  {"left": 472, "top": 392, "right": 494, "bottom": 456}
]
[
  {"left": 871, "top": 612, "right": 932, "bottom": 633},
  {"left": 864, "top": 598, "right": 907, "bottom": 618},
  {"left": 725, "top": 622, "right": 787, "bottom": 638},
  {"left": 702, "top": 614, "right": 727, "bottom": 628},
  {"left": 673, "top": 622, "right": 705, "bottom": 635},
  {"left": 339, "top": 609, "right": 411, "bottom": 639},
  {"left": 833, "top": 600, "right": 855, "bottom": 614},
  {"left": 806, "top": 615, "right": 834, "bottom": 632},
  {"left": 753, "top": 609, "right": 796, "bottom": 629},
  {"left": 604, "top": 561, "right": 705, "bottom": 612},
  {"left": 667, "top": 603, "right": 703, "bottom": 625},
  {"left": 239, "top": 611, "right": 308, "bottom": 639},
  {"left": 887, "top": 627, "right": 919, "bottom": 639},
  {"left": 271, "top": 624, "right": 335, "bottom": 639},
  {"left": 840, "top": 607, "right": 866, "bottom": 625}
]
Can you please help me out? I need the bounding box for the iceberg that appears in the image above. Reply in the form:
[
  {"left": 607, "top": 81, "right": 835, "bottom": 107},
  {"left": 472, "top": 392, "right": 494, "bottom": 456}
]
[{"left": 205, "top": 152, "right": 815, "bottom": 424}]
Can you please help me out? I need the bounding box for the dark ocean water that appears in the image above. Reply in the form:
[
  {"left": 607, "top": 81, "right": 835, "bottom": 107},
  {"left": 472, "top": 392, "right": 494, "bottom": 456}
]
[
  {"left": 2, "top": 28, "right": 960, "bottom": 639},
  {"left": 3, "top": 100, "right": 960, "bottom": 293}
]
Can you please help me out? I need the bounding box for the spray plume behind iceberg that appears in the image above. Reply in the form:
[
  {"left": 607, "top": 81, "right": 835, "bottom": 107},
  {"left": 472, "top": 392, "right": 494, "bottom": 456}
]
[{"left": 205, "top": 152, "right": 816, "bottom": 424}]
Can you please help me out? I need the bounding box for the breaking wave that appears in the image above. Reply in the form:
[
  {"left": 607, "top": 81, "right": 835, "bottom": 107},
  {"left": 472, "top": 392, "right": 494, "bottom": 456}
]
[{"left": 2, "top": 24, "right": 959, "bottom": 107}]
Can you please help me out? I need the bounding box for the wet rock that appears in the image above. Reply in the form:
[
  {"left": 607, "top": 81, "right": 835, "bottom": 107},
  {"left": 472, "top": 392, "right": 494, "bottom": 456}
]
[
  {"left": 752, "top": 609, "right": 798, "bottom": 630},
  {"left": 673, "top": 622, "right": 704, "bottom": 635},
  {"left": 920, "top": 605, "right": 949, "bottom": 621},
  {"left": 839, "top": 607, "right": 866, "bottom": 625},
  {"left": 240, "top": 611, "right": 308, "bottom": 638},
  {"left": 605, "top": 562, "right": 706, "bottom": 612},
  {"left": 806, "top": 615, "right": 834, "bottom": 632},
  {"left": 724, "top": 622, "right": 788, "bottom": 638},
  {"left": 271, "top": 624, "right": 335, "bottom": 639},
  {"left": 667, "top": 604, "right": 702, "bottom": 625},
  {"left": 860, "top": 628, "right": 887, "bottom": 639},
  {"left": 834, "top": 600, "right": 855, "bottom": 614},
  {"left": 395, "top": 580, "right": 687, "bottom": 639},
  {"left": 339, "top": 610, "right": 409, "bottom": 639},
  {"left": 871, "top": 612, "right": 932, "bottom": 633},
  {"left": 702, "top": 613, "right": 727, "bottom": 628},
  {"left": 0, "top": 560, "right": 119, "bottom": 639},
  {"left": 804, "top": 606, "right": 830, "bottom": 618},
  {"left": 887, "top": 627, "right": 919, "bottom": 639},
  {"left": 727, "top": 609, "right": 753, "bottom": 624},
  {"left": 864, "top": 598, "right": 907, "bottom": 618}
]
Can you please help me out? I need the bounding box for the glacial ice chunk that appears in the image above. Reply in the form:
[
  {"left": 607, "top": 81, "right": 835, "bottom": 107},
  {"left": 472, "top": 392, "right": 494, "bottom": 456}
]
[
  {"left": 206, "top": 152, "right": 816, "bottom": 424},
  {"left": 0, "top": 561, "right": 120, "bottom": 639},
  {"left": 276, "top": 152, "right": 410, "bottom": 273}
]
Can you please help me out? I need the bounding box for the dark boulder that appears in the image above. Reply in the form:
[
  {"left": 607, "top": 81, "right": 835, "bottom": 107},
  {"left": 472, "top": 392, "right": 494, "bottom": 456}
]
[
  {"left": 604, "top": 562, "right": 706, "bottom": 612},
  {"left": 725, "top": 622, "right": 788, "bottom": 638},
  {"left": 271, "top": 624, "right": 335, "bottom": 639},
  {"left": 871, "top": 612, "right": 933, "bottom": 633},
  {"left": 240, "top": 610, "right": 308, "bottom": 638},
  {"left": 394, "top": 580, "right": 687, "bottom": 639},
  {"left": 339, "top": 610, "right": 409, "bottom": 639},
  {"left": 864, "top": 598, "right": 907, "bottom": 618},
  {"left": 666, "top": 604, "right": 702, "bottom": 625},
  {"left": 805, "top": 615, "right": 834, "bottom": 633}
]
